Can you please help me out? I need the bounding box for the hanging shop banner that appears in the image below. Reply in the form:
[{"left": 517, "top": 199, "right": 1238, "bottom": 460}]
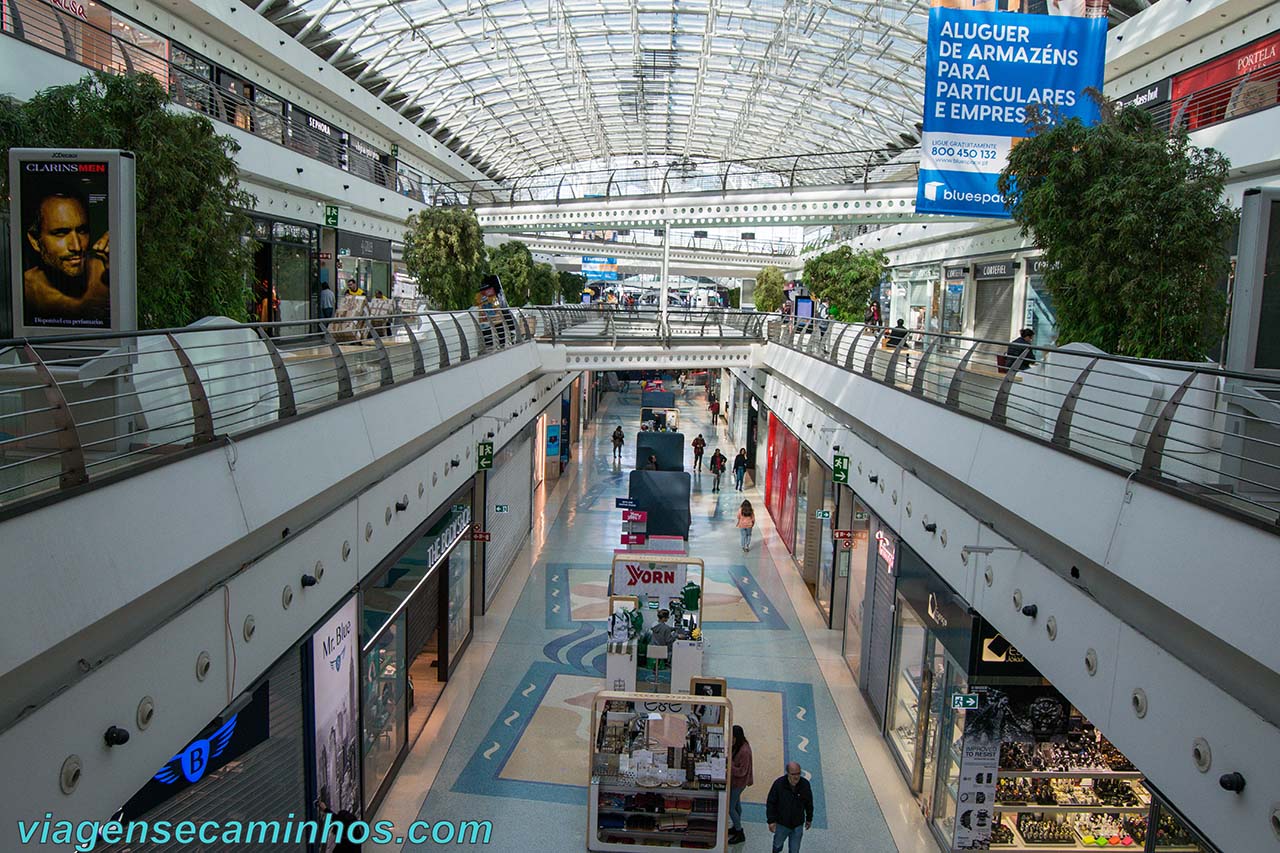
[
  {"left": 9, "top": 148, "right": 137, "bottom": 336},
  {"left": 917, "top": 3, "right": 1108, "bottom": 219},
  {"left": 951, "top": 689, "right": 1006, "bottom": 852},
  {"left": 310, "top": 596, "right": 360, "bottom": 836}
]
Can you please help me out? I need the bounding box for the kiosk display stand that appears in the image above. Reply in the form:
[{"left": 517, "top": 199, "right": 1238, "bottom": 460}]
[
  {"left": 608, "top": 554, "right": 705, "bottom": 693},
  {"left": 588, "top": 690, "right": 731, "bottom": 852}
]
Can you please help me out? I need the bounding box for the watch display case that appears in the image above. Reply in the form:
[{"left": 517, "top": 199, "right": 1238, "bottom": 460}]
[{"left": 587, "top": 690, "right": 731, "bottom": 852}]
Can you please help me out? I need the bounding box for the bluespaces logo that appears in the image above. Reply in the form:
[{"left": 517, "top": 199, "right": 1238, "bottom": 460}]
[
  {"left": 154, "top": 716, "right": 238, "bottom": 785},
  {"left": 924, "top": 181, "right": 946, "bottom": 202}
]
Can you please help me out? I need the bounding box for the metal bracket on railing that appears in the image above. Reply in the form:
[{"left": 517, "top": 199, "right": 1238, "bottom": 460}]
[
  {"left": 367, "top": 326, "right": 395, "bottom": 387},
  {"left": 828, "top": 325, "right": 847, "bottom": 364},
  {"left": 255, "top": 328, "right": 297, "bottom": 418},
  {"left": 538, "top": 309, "right": 556, "bottom": 344},
  {"left": 322, "top": 327, "right": 354, "bottom": 399},
  {"left": 1140, "top": 373, "right": 1198, "bottom": 478},
  {"left": 400, "top": 319, "right": 427, "bottom": 377},
  {"left": 424, "top": 315, "right": 450, "bottom": 369},
  {"left": 844, "top": 327, "right": 867, "bottom": 371},
  {"left": 450, "top": 315, "right": 471, "bottom": 361},
  {"left": 467, "top": 312, "right": 487, "bottom": 354},
  {"left": 507, "top": 309, "right": 523, "bottom": 343},
  {"left": 1051, "top": 357, "right": 1098, "bottom": 447},
  {"left": 884, "top": 336, "right": 909, "bottom": 386},
  {"left": 165, "top": 334, "right": 216, "bottom": 444},
  {"left": 862, "top": 329, "right": 887, "bottom": 377},
  {"left": 20, "top": 343, "right": 88, "bottom": 489},
  {"left": 911, "top": 336, "right": 940, "bottom": 396},
  {"left": 944, "top": 342, "right": 982, "bottom": 409},
  {"left": 991, "top": 350, "right": 1031, "bottom": 426}
]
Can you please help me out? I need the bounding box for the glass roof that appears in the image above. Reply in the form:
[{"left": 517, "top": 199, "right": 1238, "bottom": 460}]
[{"left": 247, "top": 0, "right": 932, "bottom": 180}]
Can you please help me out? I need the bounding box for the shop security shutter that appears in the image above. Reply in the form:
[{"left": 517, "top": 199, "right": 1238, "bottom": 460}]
[
  {"left": 101, "top": 653, "right": 307, "bottom": 852},
  {"left": 864, "top": 546, "right": 898, "bottom": 727},
  {"left": 485, "top": 433, "right": 534, "bottom": 608},
  {"left": 973, "top": 278, "right": 1014, "bottom": 343}
]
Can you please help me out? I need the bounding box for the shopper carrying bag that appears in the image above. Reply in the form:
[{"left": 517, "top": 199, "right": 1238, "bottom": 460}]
[
  {"left": 736, "top": 500, "right": 756, "bottom": 552},
  {"left": 729, "top": 725, "right": 754, "bottom": 844},
  {"left": 708, "top": 449, "right": 727, "bottom": 492}
]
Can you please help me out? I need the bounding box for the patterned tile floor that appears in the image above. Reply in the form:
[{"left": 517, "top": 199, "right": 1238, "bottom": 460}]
[{"left": 372, "top": 381, "right": 933, "bottom": 852}]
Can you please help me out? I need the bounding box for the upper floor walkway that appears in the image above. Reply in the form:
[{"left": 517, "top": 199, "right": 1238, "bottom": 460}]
[{"left": 3, "top": 305, "right": 1280, "bottom": 848}]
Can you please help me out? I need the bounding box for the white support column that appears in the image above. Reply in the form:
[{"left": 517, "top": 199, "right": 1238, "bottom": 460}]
[{"left": 659, "top": 223, "right": 672, "bottom": 326}]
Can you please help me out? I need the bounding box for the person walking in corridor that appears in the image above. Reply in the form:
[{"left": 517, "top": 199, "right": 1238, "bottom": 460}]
[
  {"left": 729, "top": 725, "right": 754, "bottom": 844},
  {"left": 767, "top": 762, "right": 814, "bottom": 853},
  {"left": 612, "top": 425, "right": 625, "bottom": 462},
  {"left": 692, "top": 433, "right": 706, "bottom": 469},
  {"left": 709, "top": 449, "right": 726, "bottom": 491},
  {"left": 736, "top": 500, "right": 755, "bottom": 552},
  {"left": 733, "top": 448, "right": 748, "bottom": 491}
]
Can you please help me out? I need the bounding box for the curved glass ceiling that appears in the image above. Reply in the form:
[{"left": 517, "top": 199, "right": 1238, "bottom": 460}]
[{"left": 248, "top": 0, "right": 931, "bottom": 179}]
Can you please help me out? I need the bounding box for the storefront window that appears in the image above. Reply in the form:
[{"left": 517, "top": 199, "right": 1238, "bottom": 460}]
[
  {"left": 1025, "top": 268, "right": 1057, "bottom": 348},
  {"left": 361, "top": 611, "right": 404, "bottom": 811},
  {"left": 794, "top": 448, "right": 811, "bottom": 572},
  {"left": 446, "top": 518, "right": 473, "bottom": 671},
  {"left": 841, "top": 497, "right": 871, "bottom": 683},
  {"left": 815, "top": 479, "right": 836, "bottom": 622},
  {"left": 360, "top": 497, "right": 471, "bottom": 812},
  {"left": 887, "top": 594, "right": 929, "bottom": 776},
  {"left": 930, "top": 659, "right": 968, "bottom": 844}
]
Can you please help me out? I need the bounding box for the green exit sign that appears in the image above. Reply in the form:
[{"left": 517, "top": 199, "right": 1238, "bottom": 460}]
[
  {"left": 951, "top": 693, "right": 979, "bottom": 710},
  {"left": 495, "top": 504, "right": 509, "bottom": 513},
  {"left": 832, "top": 454, "right": 850, "bottom": 484},
  {"left": 814, "top": 509, "right": 831, "bottom": 519},
  {"left": 477, "top": 441, "right": 494, "bottom": 470},
  {"left": 324, "top": 204, "right": 340, "bottom": 227}
]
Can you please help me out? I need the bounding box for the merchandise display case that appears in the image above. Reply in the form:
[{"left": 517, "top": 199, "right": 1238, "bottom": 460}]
[
  {"left": 986, "top": 730, "right": 1204, "bottom": 851},
  {"left": 587, "top": 690, "right": 731, "bottom": 851}
]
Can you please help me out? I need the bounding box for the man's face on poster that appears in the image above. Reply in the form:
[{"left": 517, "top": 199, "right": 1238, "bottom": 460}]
[{"left": 28, "top": 196, "right": 90, "bottom": 280}]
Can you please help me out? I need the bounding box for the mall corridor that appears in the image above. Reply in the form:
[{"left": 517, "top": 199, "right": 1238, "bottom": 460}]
[{"left": 368, "top": 381, "right": 933, "bottom": 852}]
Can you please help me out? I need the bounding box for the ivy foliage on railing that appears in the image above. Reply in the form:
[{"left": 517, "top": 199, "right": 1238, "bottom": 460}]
[{"left": 0, "top": 72, "right": 256, "bottom": 328}]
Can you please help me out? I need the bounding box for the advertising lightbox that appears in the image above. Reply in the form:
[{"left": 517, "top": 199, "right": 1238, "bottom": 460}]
[{"left": 8, "top": 148, "right": 136, "bottom": 336}]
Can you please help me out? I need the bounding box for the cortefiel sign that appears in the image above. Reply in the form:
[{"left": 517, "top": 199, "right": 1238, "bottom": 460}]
[
  {"left": 917, "top": 3, "right": 1108, "bottom": 219},
  {"left": 9, "top": 149, "right": 137, "bottom": 336}
]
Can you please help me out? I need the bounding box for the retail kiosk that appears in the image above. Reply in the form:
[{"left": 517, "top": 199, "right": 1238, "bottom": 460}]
[
  {"left": 606, "top": 554, "right": 705, "bottom": 693},
  {"left": 587, "top": 690, "right": 731, "bottom": 851}
]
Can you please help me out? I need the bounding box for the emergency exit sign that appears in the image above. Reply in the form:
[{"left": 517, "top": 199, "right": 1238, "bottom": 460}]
[
  {"left": 832, "top": 455, "right": 850, "bottom": 484},
  {"left": 952, "top": 693, "right": 979, "bottom": 710},
  {"left": 324, "top": 204, "right": 340, "bottom": 227},
  {"left": 477, "top": 441, "right": 494, "bottom": 470},
  {"left": 814, "top": 509, "right": 831, "bottom": 519}
]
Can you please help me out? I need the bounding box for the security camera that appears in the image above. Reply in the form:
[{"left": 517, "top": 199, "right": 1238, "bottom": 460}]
[{"left": 104, "top": 726, "right": 130, "bottom": 747}]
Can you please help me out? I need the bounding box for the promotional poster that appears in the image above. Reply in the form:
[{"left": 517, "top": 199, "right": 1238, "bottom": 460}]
[
  {"left": 310, "top": 596, "right": 361, "bottom": 846},
  {"left": 8, "top": 148, "right": 137, "bottom": 335},
  {"left": 952, "top": 689, "right": 1005, "bottom": 851},
  {"left": 917, "top": 2, "right": 1108, "bottom": 218}
]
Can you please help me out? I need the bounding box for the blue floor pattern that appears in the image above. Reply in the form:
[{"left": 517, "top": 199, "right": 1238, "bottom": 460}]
[{"left": 400, "top": 384, "right": 899, "bottom": 853}]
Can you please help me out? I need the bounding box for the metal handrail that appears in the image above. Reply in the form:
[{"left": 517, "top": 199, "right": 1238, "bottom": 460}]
[
  {"left": 758, "top": 313, "right": 1280, "bottom": 528},
  {"left": 0, "top": 308, "right": 530, "bottom": 512}
]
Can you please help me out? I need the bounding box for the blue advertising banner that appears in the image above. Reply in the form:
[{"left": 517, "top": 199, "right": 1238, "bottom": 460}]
[{"left": 918, "top": 7, "right": 1107, "bottom": 219}]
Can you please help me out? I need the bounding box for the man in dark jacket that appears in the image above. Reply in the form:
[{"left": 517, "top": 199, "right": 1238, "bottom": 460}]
[
  {"left": 766, "top": 762, "right": 814, "bottom": 853},
  {"left": 1005, "top": 327, "right": 1037, "bottom": 370}
]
